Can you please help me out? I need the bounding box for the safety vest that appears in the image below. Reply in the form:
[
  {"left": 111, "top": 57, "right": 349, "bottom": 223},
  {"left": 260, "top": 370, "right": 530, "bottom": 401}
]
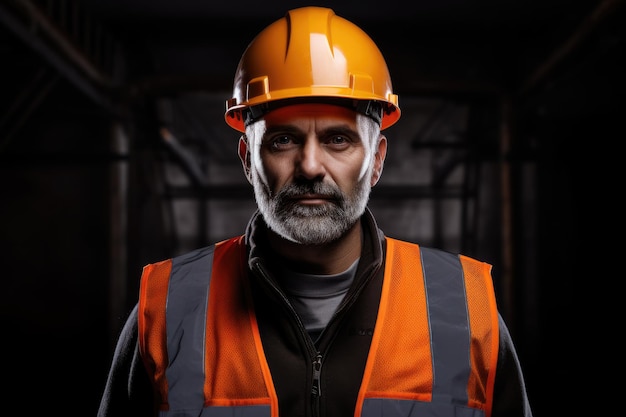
[{"left": 138, "top": 236, "right": 499, "bottom": 417}]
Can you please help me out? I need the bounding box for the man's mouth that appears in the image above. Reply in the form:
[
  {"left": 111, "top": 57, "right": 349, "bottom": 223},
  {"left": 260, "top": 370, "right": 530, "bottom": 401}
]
[{"left": 290, "top": 194, "right": 334, "bottom": 205}]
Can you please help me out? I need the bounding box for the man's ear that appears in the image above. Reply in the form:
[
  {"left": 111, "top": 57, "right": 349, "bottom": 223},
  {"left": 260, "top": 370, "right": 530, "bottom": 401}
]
[
  {"left": 238, "top": 135, "right": 252, "bottom": 183},
  {"left": 371, "top": 134, "right": 387, "bottom": 187}
]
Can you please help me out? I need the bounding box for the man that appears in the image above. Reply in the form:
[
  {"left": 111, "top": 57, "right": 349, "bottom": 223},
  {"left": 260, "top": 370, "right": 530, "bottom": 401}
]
[{"left": 98, "top": 6, "right": 533, "bottom": 417}]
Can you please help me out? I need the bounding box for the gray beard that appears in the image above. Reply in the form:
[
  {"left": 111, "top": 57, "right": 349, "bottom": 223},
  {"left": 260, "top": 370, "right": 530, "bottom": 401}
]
[{"left": 252, "top": 173, "right": 372, "bottom": 245}]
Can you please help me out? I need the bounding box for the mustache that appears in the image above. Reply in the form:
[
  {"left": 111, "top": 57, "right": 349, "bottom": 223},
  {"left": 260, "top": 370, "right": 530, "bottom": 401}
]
[{"left": 275, "top": 180, "right": 343, "bottom": 202}]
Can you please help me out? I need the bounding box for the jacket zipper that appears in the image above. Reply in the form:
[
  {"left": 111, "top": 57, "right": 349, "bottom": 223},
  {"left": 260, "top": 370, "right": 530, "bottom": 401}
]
[
  {"left": 252, "top": 257, "right": 380, "bottom": 417},
  {"left": 252, "top": 261, "right": 324, "bottom": 416}
]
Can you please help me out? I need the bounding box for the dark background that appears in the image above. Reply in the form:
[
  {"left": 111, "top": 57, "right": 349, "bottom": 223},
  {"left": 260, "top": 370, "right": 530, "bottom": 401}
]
[{"left": 1, "top": 0, "right": 623, "bottom": 415}]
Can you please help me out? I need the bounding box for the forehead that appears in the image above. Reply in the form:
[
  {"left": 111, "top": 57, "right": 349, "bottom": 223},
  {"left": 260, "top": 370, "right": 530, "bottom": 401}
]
[{"left": 263, "top": 103, "right": 359, "bottom": 129}]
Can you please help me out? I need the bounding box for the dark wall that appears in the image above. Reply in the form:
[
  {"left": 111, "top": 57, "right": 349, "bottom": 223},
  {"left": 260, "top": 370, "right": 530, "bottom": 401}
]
[{"left": 0, "top": 82, "right": 112, "bottom": 410}]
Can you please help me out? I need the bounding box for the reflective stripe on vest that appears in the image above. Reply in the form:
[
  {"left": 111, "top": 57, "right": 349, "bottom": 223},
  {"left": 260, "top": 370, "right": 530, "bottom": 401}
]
[{"left": 138, "top": 236, "right": 498, "bottom": 417}]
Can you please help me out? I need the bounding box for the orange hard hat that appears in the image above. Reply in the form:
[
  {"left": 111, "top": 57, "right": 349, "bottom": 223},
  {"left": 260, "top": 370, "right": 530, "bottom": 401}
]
[{"left": 225, "top": 6, "right": 400, "bottom": 132}]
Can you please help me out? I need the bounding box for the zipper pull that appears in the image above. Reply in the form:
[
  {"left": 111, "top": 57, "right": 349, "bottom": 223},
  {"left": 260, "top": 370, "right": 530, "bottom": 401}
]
[
  {"left": 312, "top": 354, "right": 322, "bottom": 396},
  {"left": 311, "top": 354, "right": 322, "bottom": 416},
  {"left": 312, "top": 353, "right": 322, "bottom": 397}
]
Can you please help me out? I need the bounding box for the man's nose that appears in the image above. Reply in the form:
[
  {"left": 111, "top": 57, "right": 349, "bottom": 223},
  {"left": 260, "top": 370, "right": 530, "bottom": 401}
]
[{"left": 296, "top": 139, "right": 326, "bottom": 180}]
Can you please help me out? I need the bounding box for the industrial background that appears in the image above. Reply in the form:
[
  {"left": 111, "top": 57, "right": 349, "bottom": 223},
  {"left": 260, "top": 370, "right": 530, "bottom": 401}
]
[{"left": 1, "top": 0, "right": 623, "bottom": 415}]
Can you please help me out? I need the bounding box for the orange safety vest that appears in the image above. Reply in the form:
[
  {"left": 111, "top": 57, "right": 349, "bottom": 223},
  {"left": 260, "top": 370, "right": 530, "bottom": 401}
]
[{"left": 139, "top": 236, "right": 499, "bottom": 417}]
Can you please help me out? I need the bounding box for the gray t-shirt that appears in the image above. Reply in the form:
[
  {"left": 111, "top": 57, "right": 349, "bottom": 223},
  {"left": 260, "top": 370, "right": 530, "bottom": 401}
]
[{"left": 276, "top": 259, "right": 359, "bottom": 341}]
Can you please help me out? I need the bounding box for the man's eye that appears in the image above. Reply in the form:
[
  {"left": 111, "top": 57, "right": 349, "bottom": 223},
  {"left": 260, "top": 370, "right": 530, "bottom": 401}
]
[
  {"left": 330, "top": 135, "right": 347, "bottom": 144},
  {"left": 327, "top": 135, "right": 352, "bottom": 147},
  {"left": 275, "top": 135, "right": 291, "bottom": 144},
  {"left": 269, "top": 135, "right": 295, "bottom": 149}
]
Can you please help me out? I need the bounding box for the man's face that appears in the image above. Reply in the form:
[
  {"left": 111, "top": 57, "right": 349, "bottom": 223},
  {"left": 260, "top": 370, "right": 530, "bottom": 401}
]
[{"left": 241, "top": 104, "right": 385, "bottom": 245}]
